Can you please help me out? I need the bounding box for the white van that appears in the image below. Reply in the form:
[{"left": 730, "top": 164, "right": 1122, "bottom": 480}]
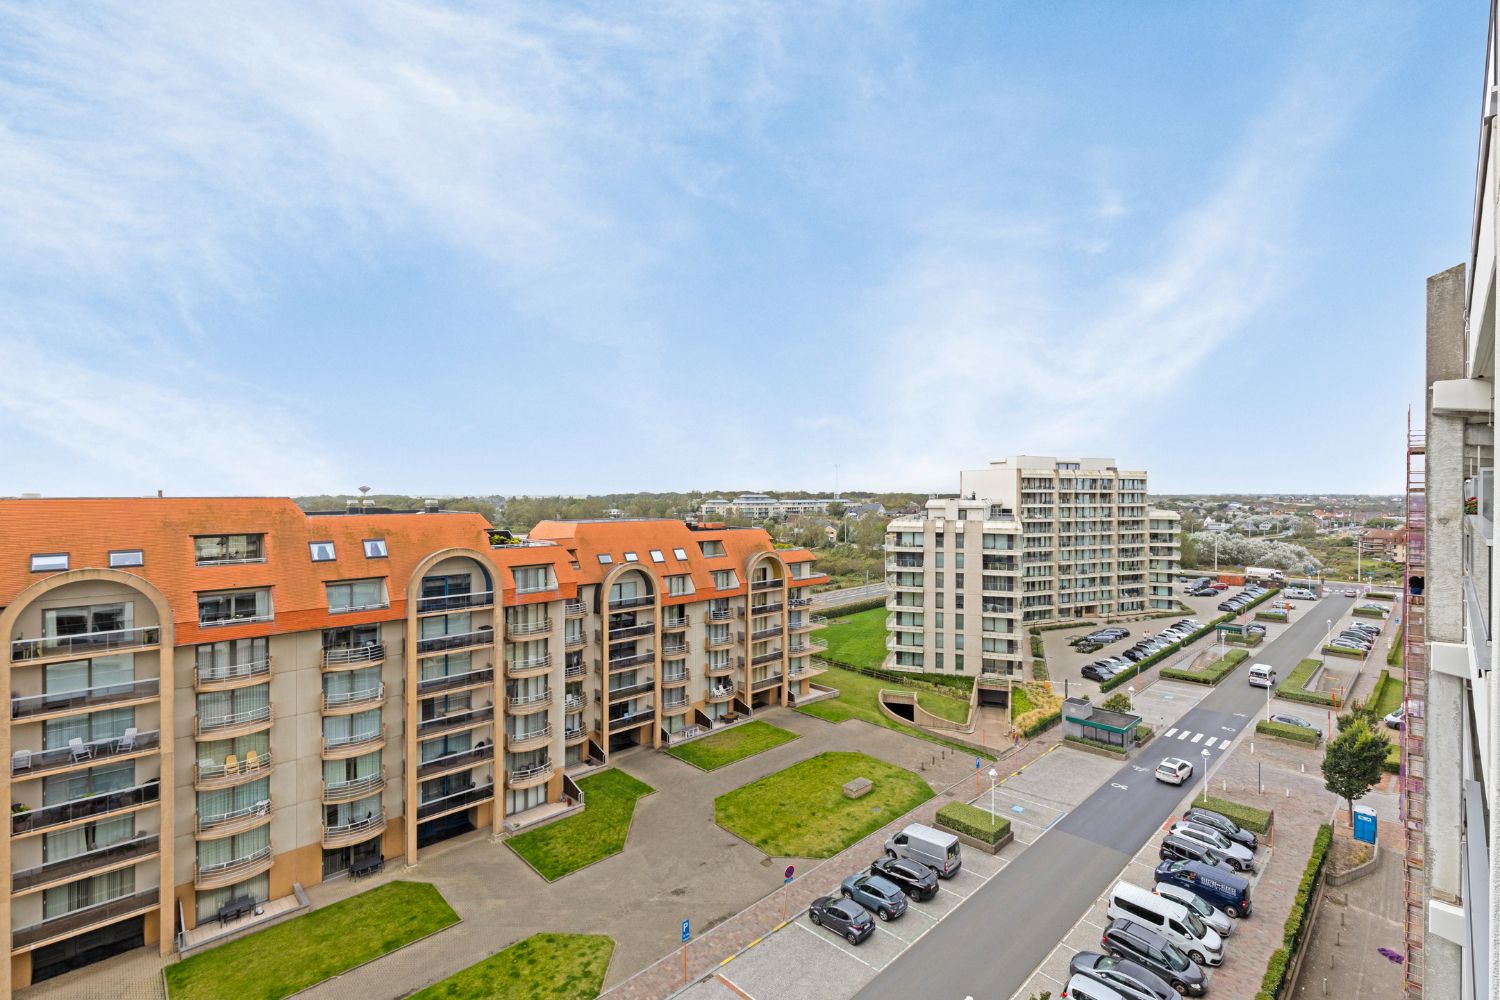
[
  {"left": 1248, "top": 663, "right": 1276, "bottom": 688},
  {"left": 1107, "top": 881, "right": 1224, "bottom": 967},
  {"left": 884, "top": 823, "right": 962, "bottom": 878},
  {"left": 1155, "top": 878, "right": 1233, "bottom": 937}
]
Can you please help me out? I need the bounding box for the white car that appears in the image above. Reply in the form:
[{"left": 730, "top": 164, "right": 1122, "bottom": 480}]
[
  {"left": 1155, "top": 879, "right": 1234, "bottom": 937},
  {"left": 1169, "top": 821, "right": 1257, "bottom": 873},
  {"left": 1155, "top": 758, "right": 1193, "bottom": 785}
]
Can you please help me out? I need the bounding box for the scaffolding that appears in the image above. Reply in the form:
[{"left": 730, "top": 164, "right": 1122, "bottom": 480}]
[{"left": 1402, "top": 410, "right": 1426, "bottom": 998}]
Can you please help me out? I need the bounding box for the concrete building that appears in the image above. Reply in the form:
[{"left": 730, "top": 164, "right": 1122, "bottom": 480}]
[
  {"left": 881, "top": 457, "right": 1179, "bottom": 677},
  {"left": 0, "top": 498, "right": 824, "bottom": 990},
  {"left": 697, "top": 495, "right": 843, "bottom": 521}
]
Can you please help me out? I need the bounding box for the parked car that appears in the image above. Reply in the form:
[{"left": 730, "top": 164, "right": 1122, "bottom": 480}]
[
  {"left": 1209, "top": 582, "right": 1229, "bottom": 591},
  {"left": 1344, "top": 588, "right": 1358, "bottom": 597},
  {"left": 1267, "top": 713, "right": 1323, "bottom": 739},
  {"left": 1182, "top": 807, "right": 1258, "bottom": 849},
  {"left": 884, "top": 823, "right": 962, "bottom": 877},
  {"left": 1169, "top": 822, "right": 1256, "bottom": 873},
  {"left": 1190, "top": 587, "right": 1216, "bottom": 597},
  {"left": 808, "top": 895, "right": 874, "bottom": 944},
  {"left": 1106, "top": 881, "right": 1224, "bottom": 966},
  {"left": 840, "top": 873, "right": 908, "bottom": 921},
  {"left": 1062, "top": 972, "right": 1131, "bottom": 1000},
  {"left": 1083, "top": 663, "right": 1117, "bottom": 681},
  {"left": 1099, "top": 918, "right": 1207, "bottom": 996},
  {"left": 1154, "top": 758, "right": 1193, "bottom": 785},
  {"left": 1247, "top": 623, "right": 1267, "bottom": 635},
  {"left": 1159, "top": 834, "right": 1239, "bottom": 874},
  {"left": 1385, "top": 704, "right": 1406, "bottom": 730},
  {"left": 868, "top": 856, "right": 938, "bottom": 901},
  {"left": 1155, "top": 858, "right": 1253, "bottom": 918},
  {"left": 1155, "top": 879, "right": 1234, "bottom": 937},
  {"left": 1067, "top": 952, "right": 1176, "bottom": 1000}
]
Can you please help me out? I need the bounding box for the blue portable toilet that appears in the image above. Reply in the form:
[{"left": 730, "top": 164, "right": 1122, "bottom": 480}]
[{"left": 1353, "top": 804, "right": 1377, "bottom": 845}]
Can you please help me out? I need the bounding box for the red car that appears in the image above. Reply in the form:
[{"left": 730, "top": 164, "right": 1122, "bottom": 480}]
[{"left": 1208, "top": 583, "right": 1229, "bottom": 591}]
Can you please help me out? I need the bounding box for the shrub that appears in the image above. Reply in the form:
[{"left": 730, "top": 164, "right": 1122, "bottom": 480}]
[
  {"left": 1031, "top": 658, "right": 1049, "bottom": 682},
  {"left": 1275, "top": 658, "right": 1334, "bottom": 707},
  {"left": 1322, "top": 644, "right": 1366, "bottom": 659},
  {"left": 1257, "top": 720, "right": 1321, "bottom": 745},
  {"left": 1098, "top": 589, "right": 1279, "bottom": 694},
  {"left": 1135, "top": 724, "right": 1154, "bottom": 744},
  {"left": 1255, "top": 610, "right": 1287, "bottom": 622},
  {"left": 1100, "top": 693, "right": 1133, "bottom": 713},
  {"left": 1352, "top": 607, "right": 1388, "bottom": 619},
  {"left": 1029, "top": 634, "right": 1045, "bottom": 657},
  {"left": 1387, "top": 626, "right": 1403, "bottom": 667},
  {"left": 1256, "top": 825, "right": 1333, "bottom": 999},
  {"left": 1384, "top": 742, "right": 1401, "bottom": 774},
  {"left": 1162, "top": 649, "right": 1247, "bottom": 686},
  {"left": 935, "top": 801, "right": 1012, "bottom": 845},
  {"left": 1366, "top": 592, "right": 1395, "bottom": 601},
  {"left": 1065, "top": 735, "right": 1128, "bottom": 755},
  {"left": 1189, "top": 793, "right": 1273, "bottom": 834}
]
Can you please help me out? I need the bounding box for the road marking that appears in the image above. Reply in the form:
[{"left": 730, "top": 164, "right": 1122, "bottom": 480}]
[
  {"left": 1176, "top": 730, "right": 1190, "bottom": 740},
  {"left": 795, "top": 920, "right": 878, "bottom": 970},
  {"left": 1111, "top": 782, "right": 1129, "bottom": 790},
  {"left": 1131, "top": 765, "right": 1149, "bottom": 772},
  {"left": 1220, "top": 725, "right": 1235, "bottom": 732},
  {"left": 1202, "top": 737, "right": 1217, "bottom": 748},
  {"left": 1232, "top": 712, "right": 1248, "bottom": 717},
  {"left": 1190, "top": 732, "right": 1204, "bottom": 743},
  {"left": 1163, "top": 727, "right": 1178, "bottom": 738},
  {"left": 716, "top": 972, "right": 757, "bottom": 1000}
]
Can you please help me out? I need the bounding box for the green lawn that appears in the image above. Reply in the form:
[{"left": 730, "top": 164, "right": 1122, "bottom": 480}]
[
  {"left": 820, "top": 607, "right": 890, "bottom": 669},
  {"left": 715, "top": 751, "right": 934, "bottom": 857},
  {"left": 797, "top": 665, "right": 989, "bottom": 758},
  {"left": 666, "top": 720, "right": 799, "bottom": 770},
  {"left": 506, "top": 770, "right": 654, "bottom": 880},
  {"left": 1011, "top": 685, "right": 1036, "bottom": 718},
  {"left": 410, "top": 933, "right": 613, "bottom": 1000},
  {"left": 1372, "top": 673, "right": 1405, "bottom": 718},
  {"left": 165, "top": 881, "right": 458, "bottom": 1000}
]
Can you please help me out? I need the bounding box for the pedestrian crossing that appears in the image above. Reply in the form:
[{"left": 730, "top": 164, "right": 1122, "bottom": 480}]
[{"left": 1162, "top": 726, "right": 1226, "bottom": 749}]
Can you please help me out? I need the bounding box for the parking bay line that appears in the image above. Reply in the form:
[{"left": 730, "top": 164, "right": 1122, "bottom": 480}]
[{"left": 794, "top": 919, "right": 881, "bottom": 971}]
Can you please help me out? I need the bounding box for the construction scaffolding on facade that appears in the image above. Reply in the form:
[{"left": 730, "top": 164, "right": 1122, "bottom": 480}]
[{"left": 1402, "top": 411, "right": 1426, "bottom": 998}]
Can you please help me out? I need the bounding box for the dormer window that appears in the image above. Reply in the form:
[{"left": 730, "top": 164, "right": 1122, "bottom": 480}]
[
  {"left": 650, "top": 550, "right": 665, "bottom": 563},
  {"left": 309, "top": 541, "right": 336, "bottom": 562},
  {"left": 698, "top": 540, "right": 726, "bottom": 557},
  {"left": 363, "top": 539, "right": 388, "bottom": 559},
  {"left": 195, "top": 534, "right": 265, "bottom": 566},
  {"left": 673, "top": 548, "right": 688, "bottom": 560}
]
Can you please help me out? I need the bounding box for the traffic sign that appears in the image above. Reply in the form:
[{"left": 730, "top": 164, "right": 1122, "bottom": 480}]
[
  {"left": 784, "top": 864, "right": 795, "bottom": 881},
  {"left": 681, "top": 919, "right": 690, "bottom": 944},
  {"left": 974, "top": 757, "right": 982, "bottom": 769}
]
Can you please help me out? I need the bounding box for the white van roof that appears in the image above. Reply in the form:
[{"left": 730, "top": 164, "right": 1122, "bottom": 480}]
[
  {"left": 1248, "top": 662, "right": 1275, "bottom": 673},
  {"left": 1113, "top": 880, "right": 1187, "bottom": 915},
  {"left": 904, "top": 823, "right": 958, "bottom": 844}
]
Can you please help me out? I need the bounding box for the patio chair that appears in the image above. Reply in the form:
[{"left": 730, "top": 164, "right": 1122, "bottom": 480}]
[
  {"left": 68, "top": 738, "right": 93, "bottom": 762},
  {"left": 11, "top": 750, "right": 31, "bottom": 773},
  {"left": 116, "top": 728, "right": 138, "bottom": 753},
  {"left": 244, "top": 749, "right": 260, "bottom": 771},
  {"left": 224, "top": 753, "right": 238, "bottom": 774}
]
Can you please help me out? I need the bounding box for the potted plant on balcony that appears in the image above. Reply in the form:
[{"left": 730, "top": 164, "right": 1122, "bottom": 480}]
[{"left": 1465, "top": 496, "right": 1479, "bottom": 515}]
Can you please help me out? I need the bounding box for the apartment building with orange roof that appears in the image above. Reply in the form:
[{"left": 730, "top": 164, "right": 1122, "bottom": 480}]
[{"left": 0, "top": 498, "right": 825, "bottom": 990}]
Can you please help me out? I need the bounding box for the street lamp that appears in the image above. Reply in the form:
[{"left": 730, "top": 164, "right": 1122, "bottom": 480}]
[
  {"left": 1325, "top": 618, "right": 1333, "bottom": 649},
  {"left": 1200, "top": 747, "right": 1212, "bottom": 808},
  {"left": 1128, "top": 684, "right": 1136, "bottom": 713},
  {"left": 988, "top": 767, "right": 999, "bottom": 818}
]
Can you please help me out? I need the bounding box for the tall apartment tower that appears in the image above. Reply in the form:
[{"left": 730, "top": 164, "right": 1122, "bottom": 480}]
[
  {"left": 0, "top": 500, "right": 823, "bottom": 990},
  {"left": 883, "top": 457, "right": 1179, "bottom": 677}
]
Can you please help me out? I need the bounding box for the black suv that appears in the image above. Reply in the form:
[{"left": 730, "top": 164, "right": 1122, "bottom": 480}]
[
  {"left": 869, "top": 856, "right": 938, "bottom": 901},
  {"left": 808, "top": 895, "right": 874, "bottom": 945},
  {"left": 1183, "top": 807, "right": 1258, "bottom": 849},
  {"left": 1100, "top": 918, "right": 1206, "bottom": 996}
]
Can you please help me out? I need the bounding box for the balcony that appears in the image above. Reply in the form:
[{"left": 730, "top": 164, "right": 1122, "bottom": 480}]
[
  {"left": 662, "top": 640, "right": 691, "bottom": 656},
  {"left": 417, "top": 629, "right": 494, "bottom": 656},
  {"left": 789, "top": 615, "right": 827, "bottom": 632},
  {"left": 508, "top": 690, "right": 552, "bottom": 714},
  {"left": 195, "top": 705, "right": 272, "bottom": 738},
  {"left": 788, "top": 639, "right": 827, "bottom": 656},
  {"left": 507, "top": 617, "right": 552, "bottom": 638},
  {"left": 195, "top": 658, "right": 271, "bottom": 690},
  {"left": 662, "top": 669, "right": 690, "bottom": 686},
  {"left": 752, "top": 673, "right": 783, "bottom": 692},
  {"left": 194, "top": 844, "right": 274, "bottom": 890},
  {"left": 750, "top": 625, "right": 781, "bottom": 641},
  {"left": 751, "top": 649, "right": 783, "bottom": 666},
  {"left": 564, "top": 632, "right": 586, "bottom": 650},
  {"left": 662, "top": 615, "right": 690, "bottom": 632},
  {"left": 507, "top": 762, "right": 554, "bottom": 788},
  {"left": 662, "top": 698, "right": 691, "bottom": 715},
  {"left": 12, "top": 887, "right": 160, "bottom": 950},
  {"left": 195, "top": 799, "right": 271, "bottom": 839},
  {"left": 787, "top": 660, "right": 827, "bottom": 680},
  {"left": 564, "top": 661, "right": 585, "bottom": 680},
  {"left": 322, "top": 770, "right": 386, "bottom": 804},
  {"left": 418, "top": 706, "right": 494, "bottom": 738},
  {"left": 788, "top": 596, "right": 813, "bottom": 609},
  {"left": 609, "top": 680, "right": 654, "bottom": 701},
  {"left": 11, "top": 678, "right": 160, "bottom": 721},
  {"left": 321, "top": 727, "right": 385, "bottom": 759},
  {"left": 12, "top": 730, "right": 160, "bottom": 780},
  {"left": 322, "top": 684, "right": 385, "bottom": 713},
  {"left": 609, "top": 595, "right": 655, "bottom": 611},
  {"left": 417, "top": 743, "right": 494, "bottom": 780},
  {"left": 751, "top": 578, "right": 783, "bottom": 591},
  {"left": 608, "top": 622, "right": 654, "bottom": 640},
  {"left": 705, "top": 660, "right": 733, "bottom": 677},
  {"left": 565, "top": 600, "right": 586, "bottom": 618},
  {"left": 195, "top": 751, "right": 274, "bottom": 791},
  {"left": 564, "top": 726, "right": 588, "bottom": 744},
  {"left": 322, "top": 643, "right": 386, "bottom": 670},
  {"left": 750, "top": 602, "right": 783, "bottom": 616},
  {"left": 705, "top": 632, "right": 734, "bottom": 650},
  {"left": 416, "top": 590, "right": 495, "bottom": 615},
  {"left": 706, "top": 686, "right": 734, "bottom": 703},
  {"left": 417, "top": 783, "right": 495, "bottom": 820},
  {"left": 323, "top": 811, "right": 386, "bottom": 849},
  {"left": 506, "top": 725, "right": 552, "bottom": 751},
  {"left": 12, "top": 833, "right": 160, "bottom": 894},
  {"left": 707, "top": 608, "right": 734, "bottom": 624},
  {"left": 507, "top": 654, "right": 551, "bottom": 679},
  {"left": 609, "top": 651, "right": 654, "bottom": 670},
  {"left": 417, "top": 666, "right": 494, "bottom": 696},
  {"left": 608, "top": 707, "right": 654, "bottom": 730},
  {"left": 11, "top": 626, "right": 161, "bottom": 663},
  {"left": 563, "top": 694, "right": 585, "bottom": 713}
]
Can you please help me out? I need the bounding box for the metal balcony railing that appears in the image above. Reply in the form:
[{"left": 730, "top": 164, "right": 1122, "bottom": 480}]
[
  {"left": 322, "top": 728, "right": 384, "bottom": 753},
  {"left": 609, "top": 595, "right": 655, "bottom": 611},
  {"left": 415, "top": 590, "right": 494, "bottom": 614},
  {"left": 417, "top": 666, "right": 493, "bottom": 695},
  {"left": 195, "top": 751, "right": 273, "bottom": 786},
  {"left": 324, "top": 812, "right": 385, "bottom": 844},
  {"left": 508, "top": 762, "right": 554, "bottom": 784},
  {"left": 416, "top": 629, "right": 494, "bottom": 655},
  {"left": 13, "top": 833, "right": 160, "bottom": 892},
  {"left": 565, "top": 600, "right": 586, "bottom": 617},
  {"left": 12, "top": 887, "right": 160, "bottom": 948},
  {"left": 196, "top": 705, "right": 272, "bottom": 735},
  {"left": 507, "top": 617, "right": 552, "bottom": 637},
  {"left": 609, "top": 681, "right": 654, "bottom": 700},
  {"left": 323, "top": 771, "right": 385, "bottom": 802},
  {"left": 11, "top": 626, "right": 161, "bottom": 661},
  {"left": 195, "top": 658, "right": 271, "bottom": 686},
  {"left": 11, "top": 731, "right": 160, "bottom": 777},
  {"left": 195, "top": 845, "right": 273, "bottom": 884},
  {"left": 417, "top": 744, "right": 494, "bottom": 778},
  {"left": 322, "top": 643, "right": 385, "bottom": 667},
  {"left": 752, "top": 578, "right": 783, "bottom": 591},
  {"left": 322, "top": 684, "right": 384, "bottom": 711},
  {"left": 196, "top": 797, "right": 271, "bottom": 834},
  {"left": 418, "top": 706, "right": 494, "bottom": 738},
  {"left": 707, "top": 608, "right": 733, "bottom": 623},
  {"left": 608, "top": 622, "right": 654, "bottom": 640},
  {"left": 417, "top": 784, "right": 494, "bottom": 819}
]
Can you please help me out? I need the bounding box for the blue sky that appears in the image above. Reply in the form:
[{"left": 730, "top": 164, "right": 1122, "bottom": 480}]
[{"left": 0, "top": 1, "right": 1482, "bottom": 498}]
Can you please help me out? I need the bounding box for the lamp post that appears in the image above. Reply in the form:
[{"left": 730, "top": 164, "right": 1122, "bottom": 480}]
[
  {"left": 1128, "top": 684, "right": 1136, "bottom": 713},
  {"left": 1200, "top": 747, "right": 1212, "bottom": 808},
  {"left": 989, "top": 767, "right": 998, "bottom": 818},
  {"left": 1325, "top": 618, "right": 1333, "bottom": 649}
]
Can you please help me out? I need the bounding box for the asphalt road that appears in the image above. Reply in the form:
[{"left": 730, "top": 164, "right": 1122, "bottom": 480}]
[{"left": 856, "top": 593, "right": 1354, "bottom": 1000}]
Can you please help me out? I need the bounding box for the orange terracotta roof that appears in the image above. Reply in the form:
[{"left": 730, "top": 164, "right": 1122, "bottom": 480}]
[{"left": 0, "top": 497, "right": 577, "bottom": 644}]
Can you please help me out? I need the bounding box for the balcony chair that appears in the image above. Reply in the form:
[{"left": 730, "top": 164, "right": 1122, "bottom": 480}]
[
  {"left": 244, "top": 749, "right": 260, "bottom": 771},
  {"left": 68, "top": 738, "right": 93, "bottom": 762},
  {"left": 11, "top": 750, "right": 31, "bottom": 772},
  {"left": 224, "top": 753, "right": 238, "bottom": 774},
  {"left": 116, "top": 728, "right": 138, "bottom": 753}
]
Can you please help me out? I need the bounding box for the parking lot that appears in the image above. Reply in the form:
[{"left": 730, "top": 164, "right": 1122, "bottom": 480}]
[{"left": 683, "top": 747, "right": 1124, "bottom": 1000}]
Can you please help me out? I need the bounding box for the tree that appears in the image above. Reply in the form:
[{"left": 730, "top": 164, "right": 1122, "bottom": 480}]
[
  {"left": 1101, "top": 693, "right": 1134, "bottom": 713},
  {"left": 1321, "top": 717, "right": 1391, "bottom": 825},
  {"left": 826, "top": 501, "right": 847, "bottom": 520}
]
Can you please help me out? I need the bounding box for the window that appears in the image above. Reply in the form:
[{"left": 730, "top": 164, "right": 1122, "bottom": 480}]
[
  {"left": 666, "top": 574, "right": 694, "bottom": 596},
  {"left": 194, "top": 534, "right": 265, "bottom": 565},
  {"left": 108, "top": 550, "right": 144, "bottom": 568},
  {"left": 30, "top": 553, "right": 68, "bottom": 573},
  {"left": 712, "top": 569, "right": 738, "bottom": 590},
  {"left": 326, "top": 579, "right": 389, "bottom": 614},
  {"left": 673, "top": 548, "right": 688, "bottom": 560},
  {"left": 698, "top": 540, "right": 726, "bottom": 557},
  {"left": 597, "top": 554, "right": 614, "bottom": 565},
  {"left": 309, "top": 541, "right": 336, "bottom": 562},
  {"left": 513, "top": 565, "right": 555, "bottom": 594},
  {"left": 649, "top": 550, "right": 665, "bottom": 563},
  {"left": 44, "top": 603, "right": 129, "bottom": 637},
  {"left": 623, "top": 552, "right": 638, "bottom": 562},
  {"left": 198, "top": 589, "right": 272, "bottom": 626},
  {"left": 363, "top": 539, "right": 388, "bottom": 559}
]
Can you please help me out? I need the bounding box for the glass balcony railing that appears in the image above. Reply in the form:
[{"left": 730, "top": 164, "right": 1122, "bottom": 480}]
[
  {"left": 13, "top": 887, "right": 160, "bottom": 948},
  {"left": 12, "top": 678, "right": 160, "bottom": 719},
  {"left": 11, "top": 626, "right": 161, "bottom": 662},
  {"left": 14, "top": 780, "right": 161, "bottom": 835}
]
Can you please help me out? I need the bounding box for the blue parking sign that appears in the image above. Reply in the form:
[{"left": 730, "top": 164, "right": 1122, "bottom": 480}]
[{"left": 681, "top": 919, "right": 691, "bottom": 943}]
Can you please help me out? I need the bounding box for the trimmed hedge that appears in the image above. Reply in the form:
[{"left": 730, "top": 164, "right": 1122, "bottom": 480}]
[
  {"left": 1387, "top": 626, "right": 1403, "bottom": 668},
  {"left": 822, "top": 660, "right": 975, "bottom": 696},
  {"left": 1065, "top": 735, "right": 1128, "bottom": 756},
  {"left": 1225, "top": 632, "right": 1264, "bottom": 647},
  {"left": 1275, "top": 658, "right": 1334, "bottom": 707},
  {"left": 1031, "top": 658, "right": 1049, "bottom": 682},
  {"left": 1365, "top": 592, "right": 1395, "bottom": 601},
  {"left": 1255, "top": 824, "right": 1333, "bottom": 1000},
  {"left": 1322, "top": 644, "right": 1366, "bottom": 660},
  {"left": 822, "top": 596, "right": 888, "bottom": 618},
  {"left": 1162, "top": 648, "right": 1248, "bottom": 686},
  {"left": 1384, "top": 742, "right": 1401, "bottom": 775},
  {"left": 1030, "top": 620, "right": 1098, "bottom": 633},
  {"left": 936, "top": 801, "right": 1012, "bottom": 846},
  {"left": 1029, "top": 634, "right": 1045, "bottom": 657},
  {"left": 1352, "top": 607, "right": 1388, "bottom": 619},
  {"left": 1022, "top": 710, "right": 1061, "bottom": 738},
  {"left": 1097, "top": 588, "right": 1282, "bottom": 694},
  {"left": 1257, "top": 720, "right": 1321, "bottom": 745},
  {"left": 1190, "top": 793, "right": 1273, "bottom": 835},
  {"left": 1255, "top": 610, "right": 1288, "bottom": 622}
]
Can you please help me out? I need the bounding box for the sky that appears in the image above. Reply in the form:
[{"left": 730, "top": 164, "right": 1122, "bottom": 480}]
[{"left": 0, "top": 1, "right": 1484, "bottom": 498}]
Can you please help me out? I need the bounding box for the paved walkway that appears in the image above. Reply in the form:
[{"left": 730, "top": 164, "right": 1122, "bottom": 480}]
[{"left": 19, "top": 708, "right": 1010, "bottom": 1000}]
